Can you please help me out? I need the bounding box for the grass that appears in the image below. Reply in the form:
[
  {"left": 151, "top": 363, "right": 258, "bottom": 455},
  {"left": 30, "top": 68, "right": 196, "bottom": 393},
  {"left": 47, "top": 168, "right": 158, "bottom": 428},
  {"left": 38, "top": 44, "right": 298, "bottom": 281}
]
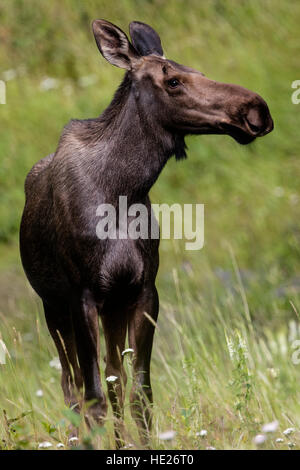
[
  {"left": 1, "top": 247, "right": 300, "bottom": 450},
  {"left": 0, "top": 0, "right": 300, "bottom": 449}
]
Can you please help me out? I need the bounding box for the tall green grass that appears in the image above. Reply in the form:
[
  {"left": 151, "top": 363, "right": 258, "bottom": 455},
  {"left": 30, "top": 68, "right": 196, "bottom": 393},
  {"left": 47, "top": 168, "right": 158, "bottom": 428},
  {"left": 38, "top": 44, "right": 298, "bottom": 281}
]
[{"left": 1, "top": 248, "right": 300, "bottom": 449}]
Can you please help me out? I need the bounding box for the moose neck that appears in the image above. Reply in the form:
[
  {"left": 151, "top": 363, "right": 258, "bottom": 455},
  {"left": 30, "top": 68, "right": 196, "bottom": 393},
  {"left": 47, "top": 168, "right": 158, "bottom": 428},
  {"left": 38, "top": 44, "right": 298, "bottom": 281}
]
[{"left": 97, "top": 73, "right": 186, "bottom": 203}]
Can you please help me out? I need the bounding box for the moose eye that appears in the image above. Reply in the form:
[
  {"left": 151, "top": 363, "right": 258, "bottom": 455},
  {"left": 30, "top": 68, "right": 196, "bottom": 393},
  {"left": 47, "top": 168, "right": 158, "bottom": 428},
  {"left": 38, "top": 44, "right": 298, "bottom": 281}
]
[{"left": 167, "top": 78, "right": 180, "bottom": 88}]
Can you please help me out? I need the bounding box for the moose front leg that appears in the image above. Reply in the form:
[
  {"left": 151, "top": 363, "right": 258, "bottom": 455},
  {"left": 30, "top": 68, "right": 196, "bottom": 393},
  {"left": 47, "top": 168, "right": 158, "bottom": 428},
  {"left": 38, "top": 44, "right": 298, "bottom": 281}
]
[
  {"left": 128, "top": 285, "right": 159, "bottom": 446},
  {"left": 43, "top": 299, "right": 84, "bottom": 440},
  {"left": 43, "top": 300, "right": 83, "bottom": 408},
  {"left": 101, "top": 311, "right": 128, "bottom": 449},
  {"left": 72, "top": 290, "right": 107, "bottom": 426}
]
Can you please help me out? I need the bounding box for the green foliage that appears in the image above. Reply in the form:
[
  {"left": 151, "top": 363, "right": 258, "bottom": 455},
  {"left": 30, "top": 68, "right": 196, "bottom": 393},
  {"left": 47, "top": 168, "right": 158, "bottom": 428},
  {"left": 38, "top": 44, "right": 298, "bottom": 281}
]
[
  {"left": 225, "top": 329, "right": 253, "bottom": 414},
  {"left": 62, "top": 408, "right": 82, "bottom": 428}
]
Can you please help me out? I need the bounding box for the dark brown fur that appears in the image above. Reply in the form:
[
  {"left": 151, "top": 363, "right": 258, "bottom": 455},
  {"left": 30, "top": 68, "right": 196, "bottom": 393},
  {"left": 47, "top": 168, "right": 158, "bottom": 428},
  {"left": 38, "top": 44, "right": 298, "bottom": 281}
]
[{"left": 20, "top": 20, "right": 273, "bottom": 447}]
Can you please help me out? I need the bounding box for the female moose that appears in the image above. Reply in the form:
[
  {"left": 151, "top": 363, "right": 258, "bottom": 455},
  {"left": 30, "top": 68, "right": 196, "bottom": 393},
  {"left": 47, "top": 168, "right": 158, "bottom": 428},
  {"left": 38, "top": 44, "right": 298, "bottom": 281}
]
[{"left": 20, "top": 20, "right": 273, "bottom": 447}]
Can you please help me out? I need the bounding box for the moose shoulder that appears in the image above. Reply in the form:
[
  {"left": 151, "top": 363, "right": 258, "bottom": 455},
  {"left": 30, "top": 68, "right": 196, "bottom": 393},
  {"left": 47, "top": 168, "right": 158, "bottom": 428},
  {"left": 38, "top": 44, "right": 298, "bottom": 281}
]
[{"left": 19, "top": 19, "right": 273, "bottom": 448}]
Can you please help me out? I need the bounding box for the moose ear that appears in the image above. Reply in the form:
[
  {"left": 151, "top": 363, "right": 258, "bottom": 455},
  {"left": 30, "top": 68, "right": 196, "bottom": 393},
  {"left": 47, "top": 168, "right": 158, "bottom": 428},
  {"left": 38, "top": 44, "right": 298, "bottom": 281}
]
[
  {"left": 92, "top": 19, "right": 140, "bottom": 70},
  {"left": 129, "top": 21, "right": 164, "bottom": 57}
]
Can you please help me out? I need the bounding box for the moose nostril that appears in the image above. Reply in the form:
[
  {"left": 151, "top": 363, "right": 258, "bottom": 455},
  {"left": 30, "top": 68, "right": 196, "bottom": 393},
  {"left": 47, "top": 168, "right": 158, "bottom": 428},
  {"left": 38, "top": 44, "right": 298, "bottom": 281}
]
[
  {"left": 245, "top": 107, "right": 264, "bottom": 135},
  {"left": 246, "top": 121, "right": 261, "bottom": 134}
]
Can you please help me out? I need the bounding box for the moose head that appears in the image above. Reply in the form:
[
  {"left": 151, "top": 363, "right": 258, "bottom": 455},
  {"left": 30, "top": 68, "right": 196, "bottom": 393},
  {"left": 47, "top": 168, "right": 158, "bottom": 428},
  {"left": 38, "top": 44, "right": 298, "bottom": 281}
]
[{"left": 93, "top": 19, "right": 273, "bottom": 149}]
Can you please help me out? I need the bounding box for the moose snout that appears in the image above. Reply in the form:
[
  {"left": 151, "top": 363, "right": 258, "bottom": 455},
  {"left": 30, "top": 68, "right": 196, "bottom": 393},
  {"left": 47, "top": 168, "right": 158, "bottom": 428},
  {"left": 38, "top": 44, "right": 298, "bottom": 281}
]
[
  {"left": 216, "top": 84, "right": 274, "bottom": 144},
  {"left": 243, "top": 100, "right": 274, "bottom": 137}
]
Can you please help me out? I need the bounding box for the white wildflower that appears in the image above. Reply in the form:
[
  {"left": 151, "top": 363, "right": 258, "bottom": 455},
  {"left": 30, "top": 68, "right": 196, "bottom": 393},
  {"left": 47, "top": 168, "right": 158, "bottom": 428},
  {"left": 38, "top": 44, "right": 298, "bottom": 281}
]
[
  {"left": 68, "top": 437, "right": 79, "bottom": 443},
  {"left": 206, "top": 446, "right": 216, "bottom": 450},
  {"left": 225, "top": 333, "right": 235, "bottom": 361},
  {"left": 0, "top": 339, "right": 10, "bottom": 364},
  {"left": 40, "top": 77, "right": 59, "bottom": 91},
  {"left": 121, "top": 443, "right": 134, "bottom": 449},
  {"left": 121, "top": 348, "right": 134, "bottom": 356},
  {"left": 283, "top": 427, "right": 295, "bottom": 436},
  {"left": 158, "top": 430, "right": 176, "bottom": 441},
  {"left": 3, "top": 69, "right": 17, "bottom": 81},
  {"left": 253, "top": 434, "right": 266, "bottom": 445},
  {"left": 288, "top": 442, "right": 295, "bottom": 448},
  {"left": 262, "top": 420, "right": 279, "bottom": 433},
  {"left": 56, "top": 443, "right": 65, "bottom": 448},
  {"left": 38, "top": 441, "right": 53, "bottom": 448},
  {"left": 225, "top": 329, "right": 248, "bottom": 364},
  {"left": 78, "top": 75, "right": 97, "bottom": 88},
  {"left": 276, "top": 438, "right": 284, "bottom": 443},
  {"left": 196, "top": 429, "right": 208, "bottom": 437},
  {"left": 36, "top": 389, "right": 43, "bottom": 397},
  {"left": 267, "top": 368, "right": 279, "bottom": 379},
  {"left": 49, "top": 357, "right": 62, "bottom": 370},
  {"left": 106, "top": 375, "right": 118, "bottom": 382}
]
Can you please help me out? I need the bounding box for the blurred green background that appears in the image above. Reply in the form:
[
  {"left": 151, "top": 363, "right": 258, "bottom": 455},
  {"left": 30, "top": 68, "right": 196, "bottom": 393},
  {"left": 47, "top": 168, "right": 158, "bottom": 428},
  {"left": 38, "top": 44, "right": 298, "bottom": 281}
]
[{"left": 0, "top": 0, "right": 300, "bottom": 450}]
